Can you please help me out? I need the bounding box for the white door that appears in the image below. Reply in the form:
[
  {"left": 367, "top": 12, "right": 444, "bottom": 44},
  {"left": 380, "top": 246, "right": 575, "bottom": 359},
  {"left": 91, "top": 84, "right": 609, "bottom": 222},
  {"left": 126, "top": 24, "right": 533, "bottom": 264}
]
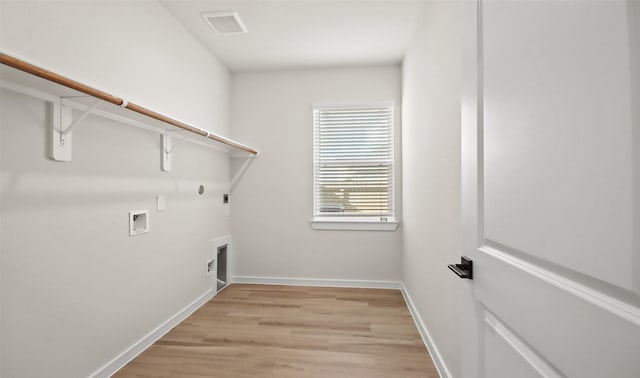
[{"left": 461, "top": 0, "right": 640, "bottom": 377}]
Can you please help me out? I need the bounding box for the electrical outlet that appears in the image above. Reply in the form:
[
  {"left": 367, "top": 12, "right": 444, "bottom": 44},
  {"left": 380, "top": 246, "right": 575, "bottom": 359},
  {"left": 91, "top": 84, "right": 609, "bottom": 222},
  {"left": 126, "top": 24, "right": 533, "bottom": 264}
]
[{"left": 223, "top": 193, "right": 230, "bottom": 217}]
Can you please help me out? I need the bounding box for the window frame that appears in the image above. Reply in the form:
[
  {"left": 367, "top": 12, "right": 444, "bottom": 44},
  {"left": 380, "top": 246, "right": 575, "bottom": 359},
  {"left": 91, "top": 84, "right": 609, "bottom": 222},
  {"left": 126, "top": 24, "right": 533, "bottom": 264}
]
[{"left": 310, "top": 102, "right": 398, "bottom": 231}]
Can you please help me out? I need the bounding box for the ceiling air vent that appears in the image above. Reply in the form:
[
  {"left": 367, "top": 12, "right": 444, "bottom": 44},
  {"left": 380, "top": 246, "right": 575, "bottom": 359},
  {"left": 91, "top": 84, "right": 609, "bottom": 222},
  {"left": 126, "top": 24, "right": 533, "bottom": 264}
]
[{"left": 202, "top": 11, "right": 247, "bottom": 34}]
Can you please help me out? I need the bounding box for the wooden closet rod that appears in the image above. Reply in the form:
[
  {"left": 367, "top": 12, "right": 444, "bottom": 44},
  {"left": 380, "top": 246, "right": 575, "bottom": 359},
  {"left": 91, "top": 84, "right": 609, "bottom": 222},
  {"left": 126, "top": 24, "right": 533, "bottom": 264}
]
[{"left": 0, "top": 53, "right": 257, "bottom": 155}]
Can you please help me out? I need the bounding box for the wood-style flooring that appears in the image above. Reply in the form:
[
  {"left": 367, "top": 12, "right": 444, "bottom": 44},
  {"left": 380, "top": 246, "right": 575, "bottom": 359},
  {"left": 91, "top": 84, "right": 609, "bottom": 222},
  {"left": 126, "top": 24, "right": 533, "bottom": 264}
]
[{"left": 114, "top": 284, "right": 438, "bottom": 377}]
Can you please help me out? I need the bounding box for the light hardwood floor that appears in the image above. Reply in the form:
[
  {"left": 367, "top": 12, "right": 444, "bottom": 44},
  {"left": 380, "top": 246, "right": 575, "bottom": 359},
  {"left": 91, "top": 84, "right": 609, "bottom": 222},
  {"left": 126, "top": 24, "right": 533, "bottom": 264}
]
[{"left": 114, "top": 284, "right": 438, "bottom": 377}]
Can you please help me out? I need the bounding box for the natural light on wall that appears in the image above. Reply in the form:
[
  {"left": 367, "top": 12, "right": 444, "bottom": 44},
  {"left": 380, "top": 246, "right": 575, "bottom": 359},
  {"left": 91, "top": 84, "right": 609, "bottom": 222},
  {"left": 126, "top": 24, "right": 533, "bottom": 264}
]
[{"left": 311, "top": 104, "right": 397, "bottom": 231}]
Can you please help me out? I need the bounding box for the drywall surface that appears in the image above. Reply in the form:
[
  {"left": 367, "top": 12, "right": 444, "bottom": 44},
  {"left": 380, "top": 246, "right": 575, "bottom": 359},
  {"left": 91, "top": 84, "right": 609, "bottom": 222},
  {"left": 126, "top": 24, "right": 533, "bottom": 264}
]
[
  {"left": 402, "top": 1, "right": 463, "bottom": 377},
  {"left": 231, "top": 66, "right": 402, "bottom": 282},
  {"left": 0, "top": 2, "right": 231, "bottom": 377},
  {"left": 0, "top": 1, "right": 230, "bottom": 133}
]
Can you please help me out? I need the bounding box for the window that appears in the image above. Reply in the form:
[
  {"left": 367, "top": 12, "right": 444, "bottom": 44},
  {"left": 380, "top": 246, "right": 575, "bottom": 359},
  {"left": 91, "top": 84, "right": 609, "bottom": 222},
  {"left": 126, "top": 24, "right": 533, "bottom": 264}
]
[{"left": 312, "top": 104, "right": 397, "bottom": 231}]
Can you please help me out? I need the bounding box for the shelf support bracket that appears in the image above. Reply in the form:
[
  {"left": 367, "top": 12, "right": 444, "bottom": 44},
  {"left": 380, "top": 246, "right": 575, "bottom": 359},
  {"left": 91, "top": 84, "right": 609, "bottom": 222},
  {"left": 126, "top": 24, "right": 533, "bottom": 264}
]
[
  {"left": 51, "top": 98, "right": 100, "bottom": 161},
  {"left": 61, "top": 99, "right": 100, "bottom": 135},
  {"left": 229, "top": 152, "right": 259, "bottom": 193},
  {"left": 161, "top": 131, "right": 189, "bottom": 172},
  {"left": 160, "top": 130, "right": 187, "bottom": 172},
  {"left": 162, "top": 132, "right": 172, "bottom": 171},
  {"left": 51, "top": 99, "right": 71, "bottom": 161}
]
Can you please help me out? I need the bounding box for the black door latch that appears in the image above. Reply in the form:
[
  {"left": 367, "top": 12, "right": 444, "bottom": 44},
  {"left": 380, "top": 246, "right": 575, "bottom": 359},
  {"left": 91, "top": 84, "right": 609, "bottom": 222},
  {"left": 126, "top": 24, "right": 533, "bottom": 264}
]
[{"left": 448, "top": 256, "right": 473, "bottom": 279}]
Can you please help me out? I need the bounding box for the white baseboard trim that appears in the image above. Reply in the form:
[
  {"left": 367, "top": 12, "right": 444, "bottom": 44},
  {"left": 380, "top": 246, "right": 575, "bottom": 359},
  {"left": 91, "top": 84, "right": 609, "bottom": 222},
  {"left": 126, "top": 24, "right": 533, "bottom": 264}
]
[
  {"left": 89, "top": 280, "right": 448, "bottom": 378},
  {"left": 401, "top": 283, "right": 451, "bottom": 378},
  {"left": 232, "top": 275, "right": 402, "bottom": 290},
  {"left": 89, "top": 289, "right": 216, "bottom": 378}
]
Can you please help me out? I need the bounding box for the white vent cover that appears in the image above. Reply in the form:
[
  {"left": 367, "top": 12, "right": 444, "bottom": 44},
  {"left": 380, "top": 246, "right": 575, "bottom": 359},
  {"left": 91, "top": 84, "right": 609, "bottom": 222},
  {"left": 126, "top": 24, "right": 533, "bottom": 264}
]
[{"left": 202, "top": 11, "right": 247, "bottom": 34}]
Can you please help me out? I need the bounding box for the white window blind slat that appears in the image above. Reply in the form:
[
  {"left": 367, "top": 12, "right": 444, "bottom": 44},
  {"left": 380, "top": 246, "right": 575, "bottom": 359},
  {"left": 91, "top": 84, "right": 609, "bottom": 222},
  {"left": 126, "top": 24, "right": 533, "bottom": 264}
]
[{"left": 313, "top": 105, "right": 394, "bottom": 217}]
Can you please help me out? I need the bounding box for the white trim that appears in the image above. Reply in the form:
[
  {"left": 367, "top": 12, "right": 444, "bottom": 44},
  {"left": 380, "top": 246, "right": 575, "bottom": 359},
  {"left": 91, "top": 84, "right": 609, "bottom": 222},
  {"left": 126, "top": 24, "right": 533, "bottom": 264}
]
[
  {"left": 232, "top": 275, "right": 402, "bottom": 290},
  {"left": 484, "top": 310, "right": 563, "bottom": 378},
  {"left": 89, "top": 289, "right": 215, "bottom": 378},
  {"left": 312, "top": 103, "right": 397, "bottom": 224},
  {"left": 89, "top": 279, "right": 451, "bottom": 378},
  {"left": 401, "top": 283, "right": 451, "bottom": 378},
  {"left": 310, "top": 218, "right": 399, "bottom": 231},
  {"left": 211, "top": 235, "right": 231, "bottom": 250},
  {"left": 212, "top": 235, "right": 232, "bottom": 291},
  {"left": 480, "top": 245, "right": 640, "bottom": 327},
  {"left": 460, "top": 0, "right": 482, "bottom": 375}
]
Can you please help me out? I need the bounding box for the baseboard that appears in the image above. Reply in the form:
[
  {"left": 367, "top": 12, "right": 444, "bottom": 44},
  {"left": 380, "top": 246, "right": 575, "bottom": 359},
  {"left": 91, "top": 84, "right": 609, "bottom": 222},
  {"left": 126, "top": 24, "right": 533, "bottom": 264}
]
[
  {"left": 89, "top": 289, "right": 216, "bottom": 378},
  {"left": 401, "top": 283, "right": 451, "bottom": 378},
  {"left": 88, "top": 279, "right": 448, "bottom": 378},
  {"left": 232, "top": 275, "right": 402, "bottom": 290}
]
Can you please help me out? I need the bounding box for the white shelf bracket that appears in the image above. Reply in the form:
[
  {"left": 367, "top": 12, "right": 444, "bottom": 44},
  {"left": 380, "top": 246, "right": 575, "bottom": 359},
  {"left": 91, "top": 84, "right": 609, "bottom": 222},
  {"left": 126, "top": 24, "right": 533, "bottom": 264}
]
[
  {"left": 61, "top": 99, "right": 100, "bottom": 135},
  {"left": 161, "top": 131, "right": 189, "bottom": 172},
  {"left": 51, "top": 99, "right": 71, "bottom": 161},
  {"left": 2, "top": 53, "right": 259, "bottom": 157},
  {"left": 229, "top": 152, "right": 259, "bottom": 193},
  {"left": 162, "top": 132, "right": 172, "bottom": 171},
  {"left": 51, "top": 98, "right": 100, "bottom": 162}
]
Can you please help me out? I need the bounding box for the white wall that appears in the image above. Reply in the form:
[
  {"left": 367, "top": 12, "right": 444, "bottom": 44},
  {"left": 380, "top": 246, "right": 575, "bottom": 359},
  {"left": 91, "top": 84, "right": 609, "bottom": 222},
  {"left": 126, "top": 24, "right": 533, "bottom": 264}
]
[
  {"left": 230, "top": 66, "right": 402, "bottom": 283},
  {"left": 402, "top": 2, "right": 463, "bottom": 377},
  {"left": 0, "top": 1, "right": 229, "bottom": 132},
  {"left": 0, "top": 1, "right": 232, "bottom": 377}
]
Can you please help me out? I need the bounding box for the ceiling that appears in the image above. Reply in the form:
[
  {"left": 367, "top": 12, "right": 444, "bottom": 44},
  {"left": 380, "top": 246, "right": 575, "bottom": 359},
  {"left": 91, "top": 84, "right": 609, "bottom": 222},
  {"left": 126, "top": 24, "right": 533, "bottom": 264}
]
[{"left": 160, "top": 0, "right": 427, "bottom": 72}]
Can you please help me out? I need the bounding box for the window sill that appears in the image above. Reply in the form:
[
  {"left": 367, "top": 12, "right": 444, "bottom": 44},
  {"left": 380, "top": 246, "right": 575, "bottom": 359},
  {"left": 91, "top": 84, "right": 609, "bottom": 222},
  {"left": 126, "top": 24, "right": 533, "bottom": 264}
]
[{"left": 310, "top": 218, "right": 399, "bottom": 231}]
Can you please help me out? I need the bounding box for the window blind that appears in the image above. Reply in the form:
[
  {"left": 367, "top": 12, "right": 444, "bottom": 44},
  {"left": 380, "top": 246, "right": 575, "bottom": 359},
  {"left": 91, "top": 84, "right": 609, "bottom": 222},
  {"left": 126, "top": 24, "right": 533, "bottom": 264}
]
[{"left": 313, "top": 105, "right": 394, "bottom": 217}]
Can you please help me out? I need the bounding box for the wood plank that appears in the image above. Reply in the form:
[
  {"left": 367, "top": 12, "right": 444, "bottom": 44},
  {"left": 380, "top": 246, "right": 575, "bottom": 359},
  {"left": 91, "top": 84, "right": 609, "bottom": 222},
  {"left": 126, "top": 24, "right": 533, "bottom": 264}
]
[{"left": 114, "top": 284, "right": 438, "bottom": 377}]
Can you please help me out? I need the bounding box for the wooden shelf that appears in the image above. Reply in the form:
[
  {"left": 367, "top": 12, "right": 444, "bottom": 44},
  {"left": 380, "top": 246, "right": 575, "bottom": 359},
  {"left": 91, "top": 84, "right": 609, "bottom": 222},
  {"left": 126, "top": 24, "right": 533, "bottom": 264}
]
[{"left": 0, "top": 52, "right": 258, "bottom": 157}]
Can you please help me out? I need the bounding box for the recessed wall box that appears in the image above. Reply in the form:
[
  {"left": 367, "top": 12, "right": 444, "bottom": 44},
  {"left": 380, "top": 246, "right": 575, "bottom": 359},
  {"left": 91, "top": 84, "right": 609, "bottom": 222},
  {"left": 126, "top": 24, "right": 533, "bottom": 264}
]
[
  {"left": 206, "top": 259, "right": 215, "bottom": 277},
  {"left": 129, "top": 210, "right": 149, "bottom": 236}
]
